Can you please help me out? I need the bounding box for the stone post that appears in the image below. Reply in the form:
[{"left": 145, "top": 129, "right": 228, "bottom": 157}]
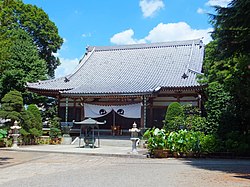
[{"left": 11, "top": 120, "right": 21, "bottom": 148}]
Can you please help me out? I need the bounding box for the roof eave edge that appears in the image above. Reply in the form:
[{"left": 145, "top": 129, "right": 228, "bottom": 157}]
[
  {"left": 60, "top": 91, "right": 153, "bottom": 98},
  {"left": 161, "top": 85, "right": 206, "bottom": 91}
]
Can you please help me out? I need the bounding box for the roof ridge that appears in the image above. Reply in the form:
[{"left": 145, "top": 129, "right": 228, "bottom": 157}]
[
  {"left": 88, "top": 39, "right": 202, "bottom": 52},
  {"left": 67, "top": 47, "right": 96, "bottom": 79}
]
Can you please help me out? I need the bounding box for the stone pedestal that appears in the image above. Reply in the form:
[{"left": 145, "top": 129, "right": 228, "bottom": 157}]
[
  {"left": 130, "top": 138, "right": 139, "bottom": 154},
  {"left": 11, "top": 134, "right": 19, "bottom": 148},
  {"left": 61, "top": 134, "right": 72, "bottom": 145}
]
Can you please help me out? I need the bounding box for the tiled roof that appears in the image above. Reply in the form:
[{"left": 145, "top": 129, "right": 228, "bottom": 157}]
[{"left": 27, "top": 39, "right": 204, "bottom": 96}]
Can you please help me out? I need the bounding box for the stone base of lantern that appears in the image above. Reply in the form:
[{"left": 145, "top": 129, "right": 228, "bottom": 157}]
[{"left": 130, "top": 138, "right": 140, "bottom": 154}]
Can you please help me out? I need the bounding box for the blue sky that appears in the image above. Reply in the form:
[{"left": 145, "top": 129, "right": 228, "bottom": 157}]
[{"left": 23, "top": 0, "right": 232, "bottom": 78}]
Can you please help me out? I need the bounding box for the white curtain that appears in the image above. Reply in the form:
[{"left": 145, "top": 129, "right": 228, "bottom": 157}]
[
  {"left": 84, "top": 103, "right": 112, "bottom": 118},
  {"left": 84, "top": 103, "right": 141, "bottom": 118},
  {"left": 112, "top": 104, "right": 141, "bottom": 118}
]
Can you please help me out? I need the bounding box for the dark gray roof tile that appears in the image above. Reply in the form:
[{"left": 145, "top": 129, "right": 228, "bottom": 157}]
[{"left": 27, "top": 39, "right": 204, "bottom": 96}]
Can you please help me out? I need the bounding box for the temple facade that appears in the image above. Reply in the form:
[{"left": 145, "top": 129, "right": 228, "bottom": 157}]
[{"left": 27, "top": 39, "right": 205, "bottom": 130}]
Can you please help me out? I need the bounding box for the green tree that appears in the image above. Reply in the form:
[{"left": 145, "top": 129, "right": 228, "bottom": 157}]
[
  {"left": 164, "top": 102, "right": 184, "bottom": 131},
  {"left": 0, "top": 90, "right": 24, "bottom": 124},
  {"left": 203, "top": 0, "right": 250, "bottom": 134},
  {"left": 210, "top": 0, "right": 250, "bottom": 56},
  {"left": 27, "top": 104, "right": 42, "bottom": 131},
  {"left": 0, "top": 32, "right": 11, "bottom": 74},
  {"left": 49, "top": 116, "right": 61, "bottom": 139},
  {"left": 205, "top": 82, "right": 236, "bottom": 134},
  {"left": 0, "top": 90, "right": 43, "bottom": 143},
  {"left": 21, "top": 104, "right": 44, "bottom": 141},
  {"left": 0, "top": 29, "right": 47, "bottom": 98},
  {"left": 165, "top": 102, "right": 184, "bottom": 122},
  {"left": 182, "top": 104, "right": 207, "bottom": 133},
  {"left": 0, "top": 0, "right": 63, "bottom": 77}
]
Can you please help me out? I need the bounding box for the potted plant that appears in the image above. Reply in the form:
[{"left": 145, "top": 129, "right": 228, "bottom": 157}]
[
  {"left": 143, "top": 128, "right": 170, "bottom": 158},
  {"left": 167, "top": 131, "right": 179, "bottom": 157},
  {"left": 167, "top": 130, "right": 189, "bottom": 158}
]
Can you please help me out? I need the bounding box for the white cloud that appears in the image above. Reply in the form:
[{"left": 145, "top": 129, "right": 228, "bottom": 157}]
[
  {"left": 110, "top": 29, "right": 146, "bottom": 45},
  {"left": 206, "top": 0, "right": 232, "bottom": 7},
  {"left": 110, "top": 22, "right": 213, "bottom": 45},
  {"left": 139, "top": 0, "right": 165, "bottom": 18},
  {"left": 197, "top": 8, "right": 207, "bottom": 14},
  {"left": 55, "top": 58, "right": 79, "bottom": 78},
  {"left": 145, "top": 22, "right": 213, "bottom": 44}
]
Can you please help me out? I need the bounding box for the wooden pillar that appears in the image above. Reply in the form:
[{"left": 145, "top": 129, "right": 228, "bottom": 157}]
[
  {"left": 65, "top": 97, "right": 68, "bottom": 122},
  {"left": 140, "top": 96, "right": 147, "bottom": 129},
  {"left": 73, "top": 98, "right": 76, "bottom": 120},
  {"left": 81, "top": 103, "right": 84, "bottom": 121},
  {"left": 177, "top": 95, "right": 180, "bottom": 102},
  {"left": 140, "top": 106, "right": 144, "bottom": 128},
  {"left": 149, "top": 98, "right": 153, "bottom": 128}
]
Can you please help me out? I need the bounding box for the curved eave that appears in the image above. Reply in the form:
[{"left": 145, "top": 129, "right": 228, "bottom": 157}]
[
  {"left": 26, "top": 77, "right": 66, "bottom": 88},
  {"left": 60, "top": 91, "right": 154, "bottom": 98},
  {"left": 27, "top": 85, "right": 206, "bottom": 98},
  {"left": 27, "top": 87, "right": 72, "bottom": 97},
  {"left": 161, "top": 85, "right": 207, "bottom": 91}
]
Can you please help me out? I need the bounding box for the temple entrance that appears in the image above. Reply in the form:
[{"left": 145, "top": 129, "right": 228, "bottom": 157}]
[
  {"left": 84, "top": 103, "right": 141, "bottom": 134},
  {"left": 93, "top": 111, "right": 140, "bottom": 130}
]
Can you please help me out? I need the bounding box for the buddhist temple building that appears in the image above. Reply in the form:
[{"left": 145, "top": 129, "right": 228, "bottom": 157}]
[{"left": 27, "top": 39, "right": 205, "bottom": 131}]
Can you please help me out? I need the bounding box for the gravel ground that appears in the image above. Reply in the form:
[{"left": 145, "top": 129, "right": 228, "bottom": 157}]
[{"left": 0, "top": 151, "right": 249, "bottom": 187}]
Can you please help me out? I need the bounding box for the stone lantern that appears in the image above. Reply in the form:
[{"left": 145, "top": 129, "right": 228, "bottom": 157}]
[
  {"left": 10, "top": 120, "right": 21, "bottom": 148},
  {"left": 129, "top": 122, "right": 140, "bottom": 154}
]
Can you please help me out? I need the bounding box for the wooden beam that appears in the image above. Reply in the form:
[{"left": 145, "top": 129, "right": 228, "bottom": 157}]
[{"left": 84, "top": 101, "right": 141, "bottom": 106}]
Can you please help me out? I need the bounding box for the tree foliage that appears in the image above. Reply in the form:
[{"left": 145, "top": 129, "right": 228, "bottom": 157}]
[
  {"left": 0, "top": 0, "right": 63, "bottom": 77},
  {"left": 164, "top": 102, "right": 184, "bottom": 131},
  {"left": 27, "top": 104, "right": 42, "bottom": 131},
  {"left": 203, "top": 0, "right": 250, "bottom": 134},
  {"left": 210, "top": 0, "right": 250, "bottom": 56},
  {"left": 182, "top": 105, "right": 207, "bottom": 133},
  {"left": 205, "top": 82, "right": 235, "bottom": 134},
  {"left": 0, "top": 90, "right": 43, "bottom": 142},
  {"left": 0, "top": 29, "right": 47, "bottom": 98},
  {"left": 0, "top": 32, "right": 11, "bottom": 74},
  {"left": 20, "top": 104, "right": 43, "bottom": 139},
  {"left": 165, "top": 102, "right": 184, "bottom": 122},
  {"left": 0, "top": 90, "right": 24, "bottom": 122},
  {"left": 0, "top": 129, "right": 7, "bottom": 139}
]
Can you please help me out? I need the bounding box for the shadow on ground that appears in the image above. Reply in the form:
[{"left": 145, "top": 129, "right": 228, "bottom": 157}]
[
  {"left": 183, "top": 159, "right": 250, "bottom": 180},
  {"left": 0, "top": 157, "right": 13, "bottom": 166}
]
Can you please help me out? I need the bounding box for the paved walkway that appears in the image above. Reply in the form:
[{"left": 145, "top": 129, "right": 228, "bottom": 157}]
[
  {"left": 1, "top": 137, "right": 250, "bottom": 186},
  {"left": 1, "top": 136, "right": 147, "bottom": 158},
  {"left": 1, "top": 151, "right": 250, "bottom": 187}
]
